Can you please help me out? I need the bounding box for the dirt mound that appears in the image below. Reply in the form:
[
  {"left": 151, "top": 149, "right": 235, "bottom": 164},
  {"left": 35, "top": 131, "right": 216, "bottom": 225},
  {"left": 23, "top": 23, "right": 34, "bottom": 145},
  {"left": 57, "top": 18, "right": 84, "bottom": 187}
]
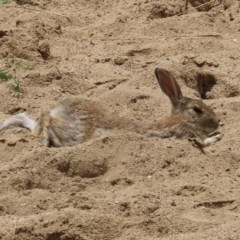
[{"left": 0, "top": 0, "right": 240, "bottom": 239}]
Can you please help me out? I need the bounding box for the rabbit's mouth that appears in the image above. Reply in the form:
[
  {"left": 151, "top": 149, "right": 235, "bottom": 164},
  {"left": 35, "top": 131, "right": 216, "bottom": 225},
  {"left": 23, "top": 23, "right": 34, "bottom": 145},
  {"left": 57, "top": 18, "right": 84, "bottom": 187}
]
[{"left": 199, "top": 118, "right": 219, "bottom": 134}]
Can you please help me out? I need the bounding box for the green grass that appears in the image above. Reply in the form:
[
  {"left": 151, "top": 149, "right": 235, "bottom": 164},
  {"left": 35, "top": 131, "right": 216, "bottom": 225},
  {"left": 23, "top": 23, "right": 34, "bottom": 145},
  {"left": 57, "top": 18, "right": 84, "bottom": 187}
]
[
  {"left": 7, "top": 58, "right": 37, "bottom": 71},
  {"left": 0, "top": 69, "right": 12, "bottom": 81},
  {"left": 0, "top": 0, "right": 9, "bottom": 5},
  {"left": 0, "top": 58, "right": 36, "bottom": 98},
  {"left": 0, "top": 69, "right": 22, "bottom": 98},
  {"left": 9, "top": 77, "right": 22, "bottom": 99}
]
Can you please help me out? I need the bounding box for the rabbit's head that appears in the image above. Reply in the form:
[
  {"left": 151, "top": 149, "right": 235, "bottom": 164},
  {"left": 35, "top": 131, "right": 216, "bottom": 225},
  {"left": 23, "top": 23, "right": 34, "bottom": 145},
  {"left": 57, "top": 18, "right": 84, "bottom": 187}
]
[{"left": 155, "top": 68, "right": 219, "bottom": 135}]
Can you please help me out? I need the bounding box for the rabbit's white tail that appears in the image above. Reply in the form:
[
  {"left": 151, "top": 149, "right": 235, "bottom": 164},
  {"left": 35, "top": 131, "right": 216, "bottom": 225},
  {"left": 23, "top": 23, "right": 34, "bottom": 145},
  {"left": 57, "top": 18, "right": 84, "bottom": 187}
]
[{"left": 0, "top": 113, "right": 36, "bottom": 132}]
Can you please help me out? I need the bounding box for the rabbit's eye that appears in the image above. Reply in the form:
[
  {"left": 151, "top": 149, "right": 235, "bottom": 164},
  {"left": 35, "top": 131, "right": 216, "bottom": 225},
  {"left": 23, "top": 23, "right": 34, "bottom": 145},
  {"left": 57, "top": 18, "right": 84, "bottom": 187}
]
[{"left": 193, "top": 106, "right": 203, "bottom": 114}]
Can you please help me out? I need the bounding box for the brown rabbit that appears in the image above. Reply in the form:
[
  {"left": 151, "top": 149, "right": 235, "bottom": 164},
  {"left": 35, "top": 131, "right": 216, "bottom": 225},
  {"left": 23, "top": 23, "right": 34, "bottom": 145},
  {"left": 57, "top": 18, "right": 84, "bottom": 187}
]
[
  {"left": 0, "top": 68, "right": 221, "bottom": 147},
  {"left": 147, "top": 68, "right": 221, "bottom": 147}
]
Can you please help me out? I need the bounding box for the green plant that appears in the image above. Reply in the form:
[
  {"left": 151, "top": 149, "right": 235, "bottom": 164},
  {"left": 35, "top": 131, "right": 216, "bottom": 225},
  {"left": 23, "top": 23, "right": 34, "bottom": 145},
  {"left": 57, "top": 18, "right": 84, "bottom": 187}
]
[
  {"left": 11, "top": 59, "right": 22, "bottom": 68},
  {"left": 0, "top": 0, "right": 9, "bottom": 5},
  {"left": 0, "top": 69, "right": 12, "bottom": 81},
  {"left": 0, "top": 68, "right": 22, "bottom": 98},
  {"left": 9, "top": 77, "right": 22, "bottom": 98},
  {"left": 26, "top": 63, "right": 36, "bottom": 70},
  {"left": 4, "top": 58, "right": 37, "bottom": 71}
]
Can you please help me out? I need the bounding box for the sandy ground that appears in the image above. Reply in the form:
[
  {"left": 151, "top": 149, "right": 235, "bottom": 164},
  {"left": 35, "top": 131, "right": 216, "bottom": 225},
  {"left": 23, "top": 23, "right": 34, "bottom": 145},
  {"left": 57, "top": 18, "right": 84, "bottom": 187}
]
[{"left": 0, "top": 0, "right": 240, "bottom": 239}]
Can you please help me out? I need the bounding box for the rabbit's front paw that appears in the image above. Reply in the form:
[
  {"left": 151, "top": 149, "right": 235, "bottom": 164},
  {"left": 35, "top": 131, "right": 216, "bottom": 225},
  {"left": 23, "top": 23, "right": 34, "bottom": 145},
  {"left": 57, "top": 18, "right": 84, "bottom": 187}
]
[{"left": 204, "top": 132, "right": 222, "bottom": 146}]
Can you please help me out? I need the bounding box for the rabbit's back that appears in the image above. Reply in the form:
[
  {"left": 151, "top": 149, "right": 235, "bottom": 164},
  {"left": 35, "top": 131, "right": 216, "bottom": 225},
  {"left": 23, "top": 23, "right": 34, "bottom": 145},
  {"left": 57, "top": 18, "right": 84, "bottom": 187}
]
[
  {"left": 39, "top": 97, "right": 138, "bottom": 146},
  {"left": 45, "top": 97, "right": 109, "bottom": 146}
]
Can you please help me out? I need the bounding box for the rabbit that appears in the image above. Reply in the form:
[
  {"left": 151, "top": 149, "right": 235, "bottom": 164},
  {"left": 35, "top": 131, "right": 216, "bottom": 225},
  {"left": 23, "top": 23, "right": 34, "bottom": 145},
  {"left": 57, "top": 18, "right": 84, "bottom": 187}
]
[
  {"left": 0, "top": 97, "right": 141, "bottom": 147},
  {"left": 147, "top": 68, "right": 221, "bottom": 147},
  {"left": 0, "top": 68, "right": 221, "bottom": 147}
]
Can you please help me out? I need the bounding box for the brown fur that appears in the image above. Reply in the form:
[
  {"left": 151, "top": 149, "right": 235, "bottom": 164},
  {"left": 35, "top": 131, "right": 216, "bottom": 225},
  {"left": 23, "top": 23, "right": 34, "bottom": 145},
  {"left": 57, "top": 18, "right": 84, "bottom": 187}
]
[{"left": 0, "top": 68, "right": 221, "bottom": 147}]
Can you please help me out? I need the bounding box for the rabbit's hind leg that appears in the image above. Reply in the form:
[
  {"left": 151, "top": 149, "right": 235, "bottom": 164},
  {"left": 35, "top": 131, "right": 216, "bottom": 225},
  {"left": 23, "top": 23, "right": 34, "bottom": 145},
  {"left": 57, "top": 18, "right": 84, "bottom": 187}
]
[
  {"left": 0, "top": 112, "right": 36, "bottom": 132},
  {"left": 34, "top": 111, "right": 62, "bottom": 147},
  {"left": 33, "top": 111, "right": 51, "bottom": 146}
]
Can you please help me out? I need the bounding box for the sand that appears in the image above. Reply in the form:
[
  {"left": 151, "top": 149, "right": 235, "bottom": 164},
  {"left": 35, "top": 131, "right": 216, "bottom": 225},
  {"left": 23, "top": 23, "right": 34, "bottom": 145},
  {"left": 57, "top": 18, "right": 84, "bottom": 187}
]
[{"left": 0, "top": 0, "right": 240, "bottom": 239}]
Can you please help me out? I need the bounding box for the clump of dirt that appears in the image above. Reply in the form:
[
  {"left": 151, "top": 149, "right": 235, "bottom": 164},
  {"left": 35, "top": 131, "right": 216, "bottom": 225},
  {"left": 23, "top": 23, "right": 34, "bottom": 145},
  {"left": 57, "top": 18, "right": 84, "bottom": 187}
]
[{"left": 148, "top": 1, "right": 185, "bottom": 19}]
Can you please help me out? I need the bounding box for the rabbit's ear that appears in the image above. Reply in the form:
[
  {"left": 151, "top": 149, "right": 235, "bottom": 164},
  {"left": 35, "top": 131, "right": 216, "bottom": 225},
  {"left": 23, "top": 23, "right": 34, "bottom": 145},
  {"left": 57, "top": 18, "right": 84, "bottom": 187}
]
[{"left": 155, "top": 68, "right": 183, "bottom": 107}]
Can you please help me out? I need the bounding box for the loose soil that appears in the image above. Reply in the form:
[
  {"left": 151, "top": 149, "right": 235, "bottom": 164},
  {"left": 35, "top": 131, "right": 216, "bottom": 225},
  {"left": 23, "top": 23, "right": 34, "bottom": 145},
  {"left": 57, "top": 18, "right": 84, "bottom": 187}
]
[{"left": 0, "top": 0, "right": 240, "bottom": 239}]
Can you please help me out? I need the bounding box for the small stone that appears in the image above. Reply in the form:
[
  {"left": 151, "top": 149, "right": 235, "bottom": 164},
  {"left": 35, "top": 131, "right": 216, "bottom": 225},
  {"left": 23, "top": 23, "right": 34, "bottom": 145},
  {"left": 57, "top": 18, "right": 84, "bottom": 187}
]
[
  {"left": 7, "top": 141, "right": 16, "bottom": 146},
  {"left": 114, "top": 57, "right": 127, "bottom": 65},
  {"left": 38, "top": 41, "right": 51, "bottom": 60}
]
